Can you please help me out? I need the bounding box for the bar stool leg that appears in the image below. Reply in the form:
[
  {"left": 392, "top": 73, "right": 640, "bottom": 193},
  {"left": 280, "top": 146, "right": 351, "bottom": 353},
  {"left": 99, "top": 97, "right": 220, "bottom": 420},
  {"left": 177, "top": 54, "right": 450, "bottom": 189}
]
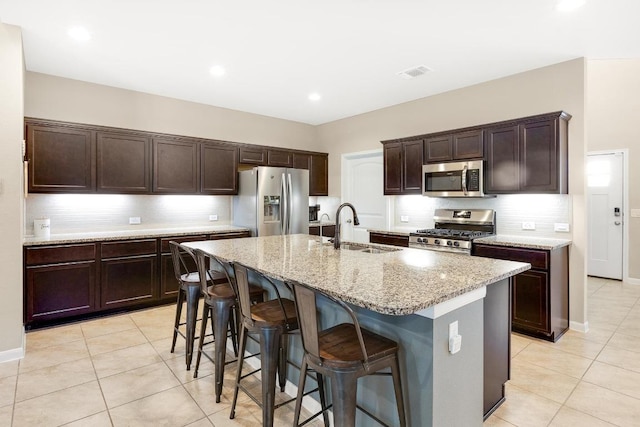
[
  {"left": 184, "top": 284, "right": 201, "bottom": 370},
  {"left": 230, "top": 325, "right": 248, "bottom": 419},
  {"left": 293, "top": 358, "right": 308, "bottom": 426},
  {"left": 193, "top": 302, "right": 211, "bottom": 378},
  {"left": 391, "top": 357, "right": 407, "bottom": 427},
  {"left": 316, "top": 373, "right": 330, "bottom": 427},
  {"left": 212, "top": 299, "right": 233, "bottom": 403},
  {"left": 330, "top": 370, "right": 358, "bottom": 427},
  {"left": 260, "top": 326, "right": 282, "bottom": 427},
  {"left": 277, "top": 333, "right": 289, "bottom": 392},
  {"left": 171, "top": 288, "right": 185, "bottom": 353}
]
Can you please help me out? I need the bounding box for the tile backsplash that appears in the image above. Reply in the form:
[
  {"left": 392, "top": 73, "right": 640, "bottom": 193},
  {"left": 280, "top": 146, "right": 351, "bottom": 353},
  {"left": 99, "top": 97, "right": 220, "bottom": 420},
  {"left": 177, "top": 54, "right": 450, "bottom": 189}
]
[
  {"left": 394, "top": 194, "right": 572, "bottom": 238},
  {"left": 25, "top": 194, "right": 233, "bottom": 235}
]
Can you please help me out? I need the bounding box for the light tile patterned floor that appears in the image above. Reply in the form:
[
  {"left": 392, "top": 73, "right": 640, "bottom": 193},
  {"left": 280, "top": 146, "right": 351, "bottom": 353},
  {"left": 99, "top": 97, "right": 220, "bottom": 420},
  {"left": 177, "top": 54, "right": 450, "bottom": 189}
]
[
  {"left": 486, "top": 276, "right": 640, "bottom": 427},
  {"left": 0, "top": 276, "right": 638, "bottom": 426}
]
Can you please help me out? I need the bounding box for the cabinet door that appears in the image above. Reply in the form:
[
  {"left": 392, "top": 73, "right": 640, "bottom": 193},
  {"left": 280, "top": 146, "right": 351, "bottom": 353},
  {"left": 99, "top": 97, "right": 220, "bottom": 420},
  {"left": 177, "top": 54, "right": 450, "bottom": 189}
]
[
  {"left": 239, "top": 146, "right": 267, "bottom": 165},
  {"left": 309, "top": 154, "right": 328, "bottom": 196},
  {"left": 520, "top": 119, "right": 559, "bottom": 193},
  {"left": 97, "top": 132, "right": 151, "bottom": 193},
  {"left": 26, "top": 123, "right": 95, "bottom": 193},
  {"left": 453, "top": 130, "right": 483, "bottom": 160},
  {"left": 484, "top": 125, "right": 520, "bottom": 193},
  {"left": 293, "top": 153, "right": 310, "bottom": 170},
  {"left": 25, "top": 261, "right": 97, "bottom": 323},
  {"left": 101, "top": 255, "right": 158, "bottom": 309},
  {"left": 267, "top": 149, "right": 293, "bottom": 167},
  {"left": 153, "top": 138, "right": 199, "bottom": 193},
  {"left": 383, "top": 143, "right": 403, "bottom": 195},
  {"left": 424, "top": 135, "right": 452, "bottom": 163},
  {"left": 512, "top": 270, "right": 549, "bottom": 334},
  {"left": 201, "top": 142, "right": 238, "bottom": 194},
  {"left": 403, "top": 139, "right": 424, "bottom": 193},
  {"left": 369, "top": 232, "right": 409, "bottom": 247}
]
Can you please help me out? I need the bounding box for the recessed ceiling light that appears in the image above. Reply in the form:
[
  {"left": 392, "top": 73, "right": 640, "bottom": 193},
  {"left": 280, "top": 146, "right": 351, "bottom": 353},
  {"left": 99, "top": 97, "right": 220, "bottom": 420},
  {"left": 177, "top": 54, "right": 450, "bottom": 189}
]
[
  {"left": 209, "top": 65, "right": 226, "bottom": 77},
  {"left": 67, "top": 26, "right": 91, "bottom": 42},
  {"left": 556, "top": 0, "right": 586, "bottom": 12},
  {"left": 308, "top": 92, "right": 321, "bottom": 102}
]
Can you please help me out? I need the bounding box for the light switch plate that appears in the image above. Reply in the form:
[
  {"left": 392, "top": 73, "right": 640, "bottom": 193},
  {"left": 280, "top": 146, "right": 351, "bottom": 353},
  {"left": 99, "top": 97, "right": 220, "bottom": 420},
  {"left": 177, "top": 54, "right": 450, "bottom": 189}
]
[
  {"left": 522, "top": 221, "right": 536, "bottom": 230},
  {"left": 209, "top": 214, "right": 218, "bottom": 221},
  {"left": 400, "top": 215, "right": 409, "bottom": 223},
  {"left": 631, "top": 209, "right": 640, "bottom": 218},
  {"left": 129, "top": 217, "right": 141, "bottom": 225},
  {"left": 554, "top": 223, "right": 570, "bottom": 232}
]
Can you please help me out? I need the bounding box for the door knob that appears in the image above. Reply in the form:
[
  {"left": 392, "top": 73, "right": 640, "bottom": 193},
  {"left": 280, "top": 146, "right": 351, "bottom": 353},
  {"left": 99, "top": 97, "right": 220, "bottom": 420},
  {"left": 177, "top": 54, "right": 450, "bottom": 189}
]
[{"left": 615, "top": 221, "right": 621, "bottom": 225}]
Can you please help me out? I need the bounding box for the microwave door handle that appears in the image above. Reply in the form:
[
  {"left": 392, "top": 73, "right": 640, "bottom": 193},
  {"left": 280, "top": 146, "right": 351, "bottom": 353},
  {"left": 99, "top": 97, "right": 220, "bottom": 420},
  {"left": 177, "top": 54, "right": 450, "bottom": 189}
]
[{"left": 462, "top": 165, "right": 468, "bottom": 195}]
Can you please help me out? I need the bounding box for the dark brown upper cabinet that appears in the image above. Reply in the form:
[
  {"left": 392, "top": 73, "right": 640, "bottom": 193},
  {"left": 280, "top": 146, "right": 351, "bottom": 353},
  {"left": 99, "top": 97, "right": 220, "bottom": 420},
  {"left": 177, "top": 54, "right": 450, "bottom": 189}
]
[
  {"left": 26, "top": 122, "right": 95, "bottom": 193},
  {"left": 201, "top": 142, "right": 238, "bottom": 194},
  {"left": 267, "top": 149, "right": 293, "bottom": 167},
  {"left": 97, "top": 132, "right": 151, "bottom": 193},
  {"left": 293, "top": 153, "right": 310, "bottom": 170},
  {"left": 383, "top": 139, "right": 423, "bottom": 195},
  {"left": 239, "top": 146, "right": 267, "bottom": 165},
  {"left": 152, "top": 138, "right": 199, "bottom": 194},
  {"left": 424, "top": 130, "right": 483, "bottom": 163},
  {"left": 309, "top": 154, "right": 328, "bottom": 196},
  {"left": 484, "top": 113, "right": 569, "bottom": 194}
]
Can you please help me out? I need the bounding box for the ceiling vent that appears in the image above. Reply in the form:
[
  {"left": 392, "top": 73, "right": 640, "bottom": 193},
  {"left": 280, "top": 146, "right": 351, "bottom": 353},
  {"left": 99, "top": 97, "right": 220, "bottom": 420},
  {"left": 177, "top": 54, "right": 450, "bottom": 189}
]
[{"left": 397, "top": 65, "right": 432, "bottom": 79}]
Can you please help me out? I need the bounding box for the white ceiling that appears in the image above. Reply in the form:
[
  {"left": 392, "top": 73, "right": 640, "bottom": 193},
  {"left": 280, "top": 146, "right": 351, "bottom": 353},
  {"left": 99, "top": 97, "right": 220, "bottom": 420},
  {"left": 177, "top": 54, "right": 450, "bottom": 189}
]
[{"left": 2, "top": 0, "right": 639, "bottom": 125}]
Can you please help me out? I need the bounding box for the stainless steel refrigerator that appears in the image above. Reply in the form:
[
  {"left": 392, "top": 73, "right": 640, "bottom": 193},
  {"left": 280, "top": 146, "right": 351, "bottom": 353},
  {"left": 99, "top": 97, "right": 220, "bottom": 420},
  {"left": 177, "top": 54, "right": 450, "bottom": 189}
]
[{"left": 233, "top": 166, "right": 309, "bottom": 236}]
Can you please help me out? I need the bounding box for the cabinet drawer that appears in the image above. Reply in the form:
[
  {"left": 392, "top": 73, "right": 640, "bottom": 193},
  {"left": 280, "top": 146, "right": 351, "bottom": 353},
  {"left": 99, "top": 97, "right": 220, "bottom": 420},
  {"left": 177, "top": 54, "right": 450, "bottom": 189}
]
[
  {"left": 25, "top": 244, "right": 96, "bottom": 266},
  {"left": 369, "top": 232, "right": 409, "bottom": 248},
  {"left": 101, "top": 239, "right": 157, "bottom": 258},
  {"left": 473, "top": 244, "right": 548, "bottom": 270},
  {"left": 160, "top": 235, "right": 208, "bottom": 253},
  {"left": 208, "top": 231, "right": 251, "bottom": 240}
]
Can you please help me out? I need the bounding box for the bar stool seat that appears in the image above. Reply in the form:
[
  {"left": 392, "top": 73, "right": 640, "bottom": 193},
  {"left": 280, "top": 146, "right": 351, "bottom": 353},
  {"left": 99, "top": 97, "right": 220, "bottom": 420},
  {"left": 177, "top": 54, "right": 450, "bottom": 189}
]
[
  {"left": 192, "top": 249, "right": 264, "bottom": 403},
  {"left": 289, "top": 280, "right": 407, "bottom": 427}
]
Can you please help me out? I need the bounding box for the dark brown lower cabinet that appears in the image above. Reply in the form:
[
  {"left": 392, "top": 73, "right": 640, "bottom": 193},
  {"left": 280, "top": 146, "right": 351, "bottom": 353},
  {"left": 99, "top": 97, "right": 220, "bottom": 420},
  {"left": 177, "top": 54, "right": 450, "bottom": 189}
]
[
  {"left": 369, "top": 231, "right": 409, "bottom": 247},
  {"left": 24, "top": 231, "right": 250, "bottom": 328},
  {"left": 308, "top": 225, "right": 336, "bottom": 237},
  {"left": 472, "top": 243, "right": 569, "bottom": 342}
]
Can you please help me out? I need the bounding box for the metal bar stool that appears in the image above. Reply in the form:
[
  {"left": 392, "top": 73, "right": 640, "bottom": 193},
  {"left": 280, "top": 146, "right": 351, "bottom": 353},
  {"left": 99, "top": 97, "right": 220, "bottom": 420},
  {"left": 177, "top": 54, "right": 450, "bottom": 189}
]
[
  {"left": 230, "top": 261, "right": 299, "bottom": 427},
  {"left": 288, "top": 279, "right": 407, "bottom": 427},
  {"left": 192, "top": 249, "right": 264, "bottom": 402},
  {"left": 169, "top": 241, "right": 224, "bottom": 370}
]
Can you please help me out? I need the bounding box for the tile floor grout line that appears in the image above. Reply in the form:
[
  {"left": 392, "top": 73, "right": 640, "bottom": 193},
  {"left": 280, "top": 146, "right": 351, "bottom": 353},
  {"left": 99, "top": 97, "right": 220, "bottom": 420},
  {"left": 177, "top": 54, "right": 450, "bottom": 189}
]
[{"left": 83, "top": 314, "right": 116, "bottom": 427}]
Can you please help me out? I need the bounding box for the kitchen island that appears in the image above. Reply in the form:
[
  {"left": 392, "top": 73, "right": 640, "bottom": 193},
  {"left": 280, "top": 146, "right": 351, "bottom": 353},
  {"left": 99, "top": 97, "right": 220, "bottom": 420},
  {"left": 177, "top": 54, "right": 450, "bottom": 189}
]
[{"left": 185, "top": 234, "right": 530, "bottom": 426}]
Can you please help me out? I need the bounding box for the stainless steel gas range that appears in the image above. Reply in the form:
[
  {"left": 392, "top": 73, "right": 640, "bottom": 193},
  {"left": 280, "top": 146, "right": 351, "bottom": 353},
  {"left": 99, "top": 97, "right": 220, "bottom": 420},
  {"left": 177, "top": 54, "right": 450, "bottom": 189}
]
[{"left": 409, "top": 209, "right": 496, "bottom": 254}]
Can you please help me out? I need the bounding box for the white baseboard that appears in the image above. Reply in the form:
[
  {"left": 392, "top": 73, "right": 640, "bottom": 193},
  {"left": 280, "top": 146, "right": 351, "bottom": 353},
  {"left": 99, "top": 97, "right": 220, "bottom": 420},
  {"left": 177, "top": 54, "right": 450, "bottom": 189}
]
[
  {"left": 0, "top": 328, "right": 25, "bottom": 364},
  {"left": 625, "top": 277, "right": 640, "bottom": 285},
  {"left": 570, "top": 320, "right": 589, "bottom": 333}
]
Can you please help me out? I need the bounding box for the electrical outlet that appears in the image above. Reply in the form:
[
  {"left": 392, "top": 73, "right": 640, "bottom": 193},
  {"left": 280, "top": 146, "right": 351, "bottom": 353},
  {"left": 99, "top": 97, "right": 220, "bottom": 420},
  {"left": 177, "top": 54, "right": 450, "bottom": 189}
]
[
  {"left": 522, "top": 221, "right": 536, "bottom": 230},
  {"left": 209, "top": 214, "right": 218, "bottom": 221},
  {"left": 129, "top": 217, "right": 141, "bottom": 225},
  {"left": 400, "top": 215, "right": 409, "bottom": 223},
  {"left": 554, "top": 223, "right": 570, "bottom": 232}
]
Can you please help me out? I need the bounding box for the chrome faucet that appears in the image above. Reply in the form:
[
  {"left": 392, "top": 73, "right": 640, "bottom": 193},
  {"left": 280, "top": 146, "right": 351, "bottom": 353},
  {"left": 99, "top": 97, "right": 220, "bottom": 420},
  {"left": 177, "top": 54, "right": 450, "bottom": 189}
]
[
  {"left": 319, "top": 213, "right": 331, "bottom": 239},
  {"left": 333, "top": 203, "right": 360, "bottom": 249}
]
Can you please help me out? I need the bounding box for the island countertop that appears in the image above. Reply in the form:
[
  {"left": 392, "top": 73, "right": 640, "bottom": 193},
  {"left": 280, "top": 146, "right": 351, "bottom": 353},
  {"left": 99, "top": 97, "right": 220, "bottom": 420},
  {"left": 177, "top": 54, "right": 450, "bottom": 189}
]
[{"left": 184, "top": 234, "right": 530, "bottom": 316}]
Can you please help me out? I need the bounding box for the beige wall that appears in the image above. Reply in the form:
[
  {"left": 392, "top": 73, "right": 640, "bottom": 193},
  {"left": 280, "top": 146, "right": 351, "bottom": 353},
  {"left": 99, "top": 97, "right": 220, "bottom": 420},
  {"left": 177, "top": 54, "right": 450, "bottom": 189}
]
[
  {"left": 0, "top": 24, "right": 25, "bottom": 357},
  {"left": 25, "top": 72, "right": 317, "bottom": 151},
  {"left": 317, "top": 59, "right": 589, "bottom": 328},
  {"left": 586, "top": 59, "right": 640, "bottom": 281}
]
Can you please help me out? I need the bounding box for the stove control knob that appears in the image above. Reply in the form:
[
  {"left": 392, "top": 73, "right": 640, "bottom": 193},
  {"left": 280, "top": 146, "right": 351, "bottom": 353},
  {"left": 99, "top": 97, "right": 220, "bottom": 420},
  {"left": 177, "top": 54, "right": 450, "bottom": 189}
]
[
  {"left": 453, "top": 241, "right": 460, "bottom": 247},
  {"left": 417, "top": 237, "right": 423, "bottom": 243},
  {"left": 434, "top": 239, "right": 440, "bottom": 245},
  {"left": 446, "top": 241, "right": 453, "bottom": 246}
]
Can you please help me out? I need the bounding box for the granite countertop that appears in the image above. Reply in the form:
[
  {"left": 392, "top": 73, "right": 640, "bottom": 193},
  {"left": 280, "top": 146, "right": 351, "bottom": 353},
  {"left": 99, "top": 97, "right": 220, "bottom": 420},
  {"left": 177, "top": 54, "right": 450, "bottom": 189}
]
[
  {"left": 366, "top": 228, "right": 413, "bottom": 237},
  {"left": 309, "top": 221, "right": 335, "bottom": 226},
  {"left": 23, "top": 225, "right": 250, "bottom": 246},
  {"left": 474, "top": 235, "right": 572, "bottom": 251},
  {"left": 185, "top": 234, "right": 530, "bottom": 316}
]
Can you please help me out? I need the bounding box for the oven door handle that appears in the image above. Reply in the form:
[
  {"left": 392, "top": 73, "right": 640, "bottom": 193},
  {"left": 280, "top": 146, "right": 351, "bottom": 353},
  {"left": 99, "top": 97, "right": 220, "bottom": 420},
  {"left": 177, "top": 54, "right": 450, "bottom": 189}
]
[{"left": 462, "top": 165, "right": 468, "bottom": 195}]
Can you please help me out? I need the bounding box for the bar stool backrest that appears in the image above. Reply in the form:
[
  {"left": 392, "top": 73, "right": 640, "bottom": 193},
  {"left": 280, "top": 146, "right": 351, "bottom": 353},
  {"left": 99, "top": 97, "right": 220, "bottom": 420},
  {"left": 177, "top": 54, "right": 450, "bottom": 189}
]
[
  {"left": 169, "top": 241, "right": 197, "bottom": 282},
  {"left": 233, "top": 262, "right": 255, "bottom": 328},
  {"left": 290, "top": 281, "right": 370, "bottom": 364}
]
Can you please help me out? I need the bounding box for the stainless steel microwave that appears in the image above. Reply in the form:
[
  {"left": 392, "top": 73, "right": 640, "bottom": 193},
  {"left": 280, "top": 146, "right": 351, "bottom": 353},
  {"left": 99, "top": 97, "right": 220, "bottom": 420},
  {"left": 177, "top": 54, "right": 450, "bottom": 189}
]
[{"left": 423, "top": 160, "right": 487, "bottom": 197}]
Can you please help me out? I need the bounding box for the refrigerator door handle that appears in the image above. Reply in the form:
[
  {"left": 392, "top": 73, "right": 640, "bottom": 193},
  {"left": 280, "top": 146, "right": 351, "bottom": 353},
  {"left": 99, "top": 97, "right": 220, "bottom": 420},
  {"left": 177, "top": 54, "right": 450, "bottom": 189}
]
[
  {"left": 287, "top": 172, "right": 293, "bottom": 234},
  {"left": 281, "top": 173, "right": 287, "bottom": 235}
]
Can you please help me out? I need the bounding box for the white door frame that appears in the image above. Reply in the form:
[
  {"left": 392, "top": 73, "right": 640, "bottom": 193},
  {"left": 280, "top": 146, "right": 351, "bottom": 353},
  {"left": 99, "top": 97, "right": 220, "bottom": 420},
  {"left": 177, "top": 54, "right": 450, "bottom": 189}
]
[
  {"left": 587, "top": 149, "right": 635, "bottom": 284},
  {"left": 341, "top": 149, "right": 394, "bottom": 236}
]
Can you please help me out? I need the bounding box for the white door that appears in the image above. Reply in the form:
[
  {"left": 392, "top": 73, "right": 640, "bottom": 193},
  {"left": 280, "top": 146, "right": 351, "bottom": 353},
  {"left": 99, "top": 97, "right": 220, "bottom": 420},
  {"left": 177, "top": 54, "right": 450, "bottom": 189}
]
[
  {"left": 341, "top": 150, "right": 390, "bottom": 243},
  {"left": 587, "top": 152, "right": 624, "bottom": 280}
]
